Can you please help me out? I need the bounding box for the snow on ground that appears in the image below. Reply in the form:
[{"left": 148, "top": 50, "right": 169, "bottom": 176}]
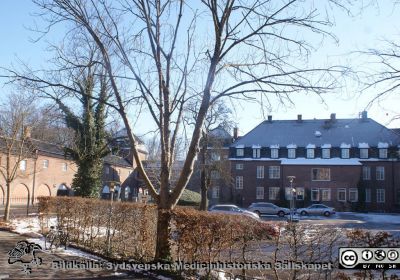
[{"left": 339, "top": 212, "right": 400, "bottom": 223}]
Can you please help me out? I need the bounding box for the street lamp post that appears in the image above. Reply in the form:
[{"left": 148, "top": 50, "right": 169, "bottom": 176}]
[
  {"left": 106, "top": 182, "right": 115, "bottom": 256},
  {"left": 287, "top": 176, "right": 296, "bottom": 222}
]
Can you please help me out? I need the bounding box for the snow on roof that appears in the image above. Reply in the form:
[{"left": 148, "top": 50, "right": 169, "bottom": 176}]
[
  {"left": 378, "top": 142, "right": 389, "bottom": 148},
  {"left": 306, "top": 144, "right": 316, "bottom": 149},
  {"left": 236, "top": 144, "right": 244, "bottom": 148},
  {"left": 321, "top": 144, "right": 332, "bottom": 148},
  {"left": 314, "top": 130, "right": 322, "bottom": 137},
  {"left": 270, "top": 144, "right": 280, "bottom": 149},
  {"left": 281, "top": 158, "right": 362, "bottom": 166},
  {"left": 358, "top": 143, "right": 369, "bottom": 148},
  {"left": 287, "top": 144, "right": 297, "bottom": 149},
  {"left": 252, "top": 145, "right": 261, "bottom": 149},
  {"left": 340, "top": 143, "right": 351, "bottom": 148}
]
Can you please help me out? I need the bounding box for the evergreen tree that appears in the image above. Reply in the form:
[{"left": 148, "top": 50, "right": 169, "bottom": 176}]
[{"left": 55, "top": 73, "right": 110, "bottom": 197}]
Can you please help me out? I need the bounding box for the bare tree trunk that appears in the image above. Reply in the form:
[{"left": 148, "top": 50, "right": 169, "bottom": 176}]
[
  {"left": 199, "top": 181, "right": 208, "bottom": 211},
  {"left": 3, "top": 181, "right": 11, "bottom": 222},
  {"left": 155, "top": 208, "right": 172, "bottom": 261}
]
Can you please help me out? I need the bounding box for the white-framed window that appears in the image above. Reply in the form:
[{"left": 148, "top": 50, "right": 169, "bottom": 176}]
[
  {"left": 362, "top": 166, "right": 371, "bottom": 180},
  {"left": 311, "top": 168, "right": 330, "bottom": 181},
  {"left": 269, "top": 166, "right": 280, "bottom": 179},
  {"left": 360, "top": 148, "right": 369, "bottom": 159},
  {"left": 105, "top": 166, "right": 110, "bottom": 174},
  {"left": 307, "top": 149, "right": 315, "bottom": 159},
  {"left": 211, "top": 152, "right": 221, "bottom": 161},
  {"left": 19, "top": 160, "right": 27, "bottom": 171},
  {"left": 212, "top": 186, "right": 220, "bottom": 199},
  {"left": 253, "top": 148, "right": 261, "bottom": 158},
  {"left": 288, "top": 148, "right": 296, "bottom": 159},
  {"left": 349, "top": 188, "right": 358, "bottom": 202},
  {"left": 236, "top": 148, "right": 244, "bottom": 157},
  {"left": 377, "top": 189, "right": 385, "bottom": 203},
  {"left": 269, "top": 187, "right": 280, "bottom": 200},
  {"left": 296, "top": 188, "right": 305, "bottom": 200},
  {"left": 211, "top": 170, "right": 220, "bottom": 179},
  {"left": 236, "top": 163, "right": 243, "bottom": 170},
  {"left": 235, "top": 176, "right": 243, "bottom": 189},
  {"left": 43, "top": 159, "right": 49, "bottom": 169},
  {"left": 321, "top": 189, "right": 331, "bottom": 201},
  {"left": 322, "top": 149, "right": 331, "bottom": 159},
  {"left": 341, "top": 148, "right": 350, "bottom": 159},
  {"left": 256, "top": 166, "right": 264, "bottom": 179},
  {"left": 379, "top": 149, "right": 388, "bottom": 159},
  {"left": 311, "top": 189, "right": 319, "bottom": 201},
  {"left": 365, "top": 188, "right": 371, "bottom": 202},
  {"left": 256, "top": 187, "right": 264, "bottom": 199},
  {"left": 62, "top": 163, "right": 67, "bottom": 172},
  {"left": 337, "top": 188, "right": 346, "bottom": 202},
  {"left": 271, "top": 148, "right": 279, "bottom": 159},
  {"left": 376, "top": 166, "right": 385, "bottom": 180}
]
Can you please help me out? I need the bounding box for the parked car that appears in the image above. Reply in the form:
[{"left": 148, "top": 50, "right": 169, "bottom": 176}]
[
  {"left": 296, "top": 204, "right": 336, "bottom": 216},
  {"left": 209, "top": 204, "right": 259, "bottom": 219},
  {"left": 247, "top": 202, "right": 290, "bottom": 217}
]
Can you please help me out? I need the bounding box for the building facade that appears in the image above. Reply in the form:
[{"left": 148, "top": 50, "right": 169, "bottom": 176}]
[
  {"left": 229, "top": 113, "right": 400, "bottom": 212},
  {"left": 0, "top": 132, "right": 148, "bottom": 206}
]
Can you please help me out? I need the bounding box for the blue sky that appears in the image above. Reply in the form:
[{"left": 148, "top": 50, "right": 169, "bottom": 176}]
[{"left": 0, "top": 1, "right": 399, "bottom": 137}]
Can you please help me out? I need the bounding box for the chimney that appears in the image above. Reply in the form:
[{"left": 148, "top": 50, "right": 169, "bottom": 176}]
[
  {"left": 267, "top": 115, "right": 272, "bottom": 122},
  {"left": 297, "top": 114, "right": 302, "bottom": 122},
  {"left": 330, "top": 113, "right": 336, "bottom": 122},
  {"left": 23, "top": 126, "right": 32, "bottom": 139},
  {"left": 233, "top": 127, "right": 238, "bottom": 140},
  {"left": 361, "top": 111, "right": 368, "bottom": 120}
]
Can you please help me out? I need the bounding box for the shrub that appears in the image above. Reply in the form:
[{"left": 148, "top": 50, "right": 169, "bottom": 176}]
[{"left": 177, "top": 189, "right": 203, "bottom": 206}]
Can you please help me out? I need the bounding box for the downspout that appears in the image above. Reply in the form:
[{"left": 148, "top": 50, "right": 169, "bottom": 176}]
[{"left": 31, "top": 149, "right": 38, "bottom": 205}]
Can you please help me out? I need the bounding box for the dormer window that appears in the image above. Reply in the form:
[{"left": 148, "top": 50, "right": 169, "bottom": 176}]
[
  {"left": 321, "top": 144, "right": 331, "bottom": 159},
  {"left": 288, "top": 149, "right": 296, "bottom": 159},
  {"left": 252, "top": 145, "right": 261, "bottom": 158},
  {"left": 359, "top": 143, "right": 369, "bottom": 159},
  {"left": 270, "top": 145, "right": 279, "bottom": 159},
  {"left": 322, "top": 149, "right": 330, "bottom": 159},
  {"left": 341, "top": 149, "right": 350, "bottom": 159},
  {"left": 360, "top": 149, "right": 368, "bottom": 159},
  {"left": 306, "top": 144, "right": 315, "bottom": 159},
  {"left": 236, "top": 145, "right": 244, "bottom": 157},
  {"left": 379, "top": 149, "right": 388, "bottom": 159}
]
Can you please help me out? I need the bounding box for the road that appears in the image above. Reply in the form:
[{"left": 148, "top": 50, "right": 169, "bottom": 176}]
[{"left": 260, "top": 212, "right": 400, "bottom": 237}]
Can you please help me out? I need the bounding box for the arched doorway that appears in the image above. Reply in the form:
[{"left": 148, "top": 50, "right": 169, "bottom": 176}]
[
  {"left": 101, "top": 185, "right": 110, "bottom": 199},
  {"left": 56, "top": 184, "right": 69, "bottom": 196},
  {"left": 0, "top": 185, "right": 4, "bottom": 205},
  {"left": 34, "top": 184, "right": 51, "bottom": 203},
  {"left": 11, "top": 184, "right": 30, "bottom": 205}
]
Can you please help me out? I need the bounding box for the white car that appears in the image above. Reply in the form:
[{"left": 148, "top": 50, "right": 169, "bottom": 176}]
[
  {"left": 209, "top": 204, "right": 259, "bottom": 219},
  {"left": 296, "top": 204, "right": 336, "bottom": 217}
]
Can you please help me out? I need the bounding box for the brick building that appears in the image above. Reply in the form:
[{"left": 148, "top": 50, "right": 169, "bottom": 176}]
[
  {"left": 229, "top": 112, "right": 400, "bottom": 212},
  {"left": 0, "top": 131, "right": 148, "bottom": 206}
]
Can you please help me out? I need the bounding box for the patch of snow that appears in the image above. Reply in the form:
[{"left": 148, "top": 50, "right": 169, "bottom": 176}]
[
  {"left": 340, "top": 212, "right": 400, "bottom": 224},
  {"left": 281, "top": 158, "right": 362, "bottom": 166},
  {"left": 286, "top": 144, "right": 297, "bottom": 148},
  {"left": 306, "top": 144, "right": 316, "bottom": 149},
  {"left": 236, "top": 144, "right": 244, "bottom": 148},
  {"left": 321, "top": 144, "right": 331, "bottom": 148},
  {"left": 314, "top": 131, "right": 322, "bottom": 137},
  {"left": 340, "top": 143, "right": 351, "bottom": 148},
  {"left": 10, "top": 216, "right": 43, "bottom": 235},
  {"left": 270, "top": 144, "right": 280, "bottom": 148},
  {"left": 358, "top": 142, "right": 369, "bottom": 148},
  {"left": 378, "top": 142, "right": 389, "bottom": 148}
]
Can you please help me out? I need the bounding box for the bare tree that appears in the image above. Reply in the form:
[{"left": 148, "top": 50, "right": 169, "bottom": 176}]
[
  {"left": 3, "top": 0, "right": 351, "bottom": 259},
  {"left": 0, "top": 93, "right": 38, "bottom": 221}
]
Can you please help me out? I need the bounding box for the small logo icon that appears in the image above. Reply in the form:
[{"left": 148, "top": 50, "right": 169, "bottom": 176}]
[
  {"left": 374, "top": 250, "right": 386, "bottom": 261},
  {"left": 341, "top": 250, "right": 358, "bottom": 267},
  {"left": 7, "top": 240, "right": 43, "bottom": 275},
  {"left": 362, "top": 250, "right": 373, "bottom": 261},
  {"left": 387, "top": 250, "right": 399, "bottom": 261}
]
